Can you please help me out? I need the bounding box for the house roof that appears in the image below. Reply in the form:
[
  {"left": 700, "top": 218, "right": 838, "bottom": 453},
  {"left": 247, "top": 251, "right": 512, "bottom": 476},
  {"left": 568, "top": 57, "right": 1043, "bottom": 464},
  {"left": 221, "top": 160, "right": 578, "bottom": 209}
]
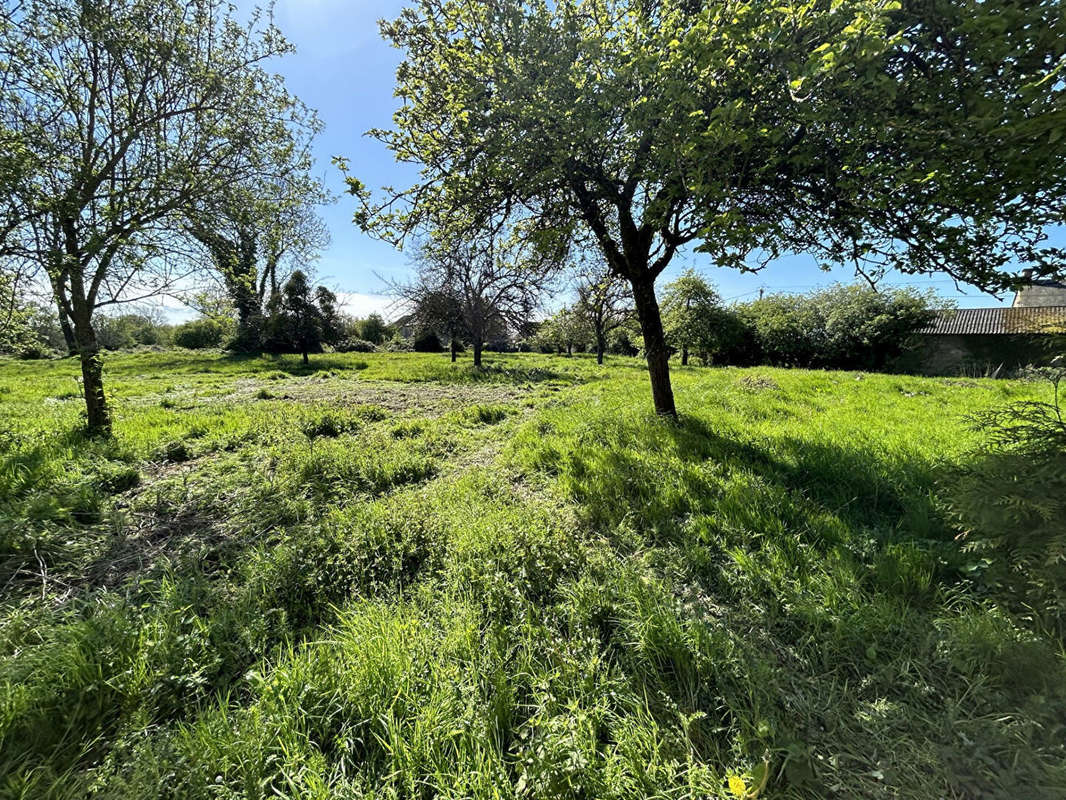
[{"left": 921, "top": 306, "right": 1066, "bottom": 335}]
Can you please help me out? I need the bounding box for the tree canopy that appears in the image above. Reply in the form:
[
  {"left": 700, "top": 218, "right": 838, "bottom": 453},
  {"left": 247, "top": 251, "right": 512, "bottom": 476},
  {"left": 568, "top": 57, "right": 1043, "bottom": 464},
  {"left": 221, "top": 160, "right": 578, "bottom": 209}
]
[
  {"left": 344, "top": 0, "right": 1066, "bottom": 416},
  {"left": 401, "top": 229, "right": 562, "bottom": 366},
  {"left": 186, "top": 138, "right": 330, "bottom": 353},
  {"left": 660, "top": 270, "right": 723, "bottom": 365},
  {"left": 264, "top": 270, "right": 343, "bottom": 364}
]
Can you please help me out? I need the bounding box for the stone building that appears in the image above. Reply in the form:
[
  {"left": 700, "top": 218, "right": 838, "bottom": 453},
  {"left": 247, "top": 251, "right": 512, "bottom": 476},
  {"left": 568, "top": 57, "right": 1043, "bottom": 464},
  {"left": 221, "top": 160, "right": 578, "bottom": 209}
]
[
  {"left": 1012, "top": 269, "right": 1066, "bottom": 307},
  {"left": 909, "top": 272, "right": 1066, "bottom": 376}
]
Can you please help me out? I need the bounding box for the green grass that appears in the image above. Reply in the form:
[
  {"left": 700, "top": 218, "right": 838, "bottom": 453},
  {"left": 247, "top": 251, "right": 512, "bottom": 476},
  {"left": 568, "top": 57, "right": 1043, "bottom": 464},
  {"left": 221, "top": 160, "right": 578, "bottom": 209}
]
[{"left": 0, "top": 350, "right": 1063, "bottom": 799}]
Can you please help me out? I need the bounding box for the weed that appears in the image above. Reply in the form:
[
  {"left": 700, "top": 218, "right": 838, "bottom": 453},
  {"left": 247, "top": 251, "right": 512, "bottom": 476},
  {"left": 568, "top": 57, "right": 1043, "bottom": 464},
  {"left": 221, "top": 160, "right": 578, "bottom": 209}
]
[
  {"left": 299, "top": 409, "right": 363, "bottom": 440},
  {"left": 737, "top": 375, "right": 780, "bottom": 392},
  {"left": 352, "top": 403, "right": 388, "bottom": 422},
  {"left": 155, "top": 439, "right": 191, "bottom": 463},
  {"left": 391, "top": 419, "right": 428, "bottom": 439},
  {"left": 460, "top": 403, "right": 511, "bottom": 425}
]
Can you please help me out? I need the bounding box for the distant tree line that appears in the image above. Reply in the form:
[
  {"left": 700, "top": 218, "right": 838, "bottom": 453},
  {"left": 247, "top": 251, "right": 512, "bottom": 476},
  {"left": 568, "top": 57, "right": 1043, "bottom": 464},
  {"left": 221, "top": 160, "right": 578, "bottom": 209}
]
[
  {"left": 0, "top": 268, "right": 345, "bottom": 361},
  {"left": 3, "top": 240, "right": 946, "bottom": 376},
  {"left": 529, "top": 271, "right": 942, "bottom": 372}
]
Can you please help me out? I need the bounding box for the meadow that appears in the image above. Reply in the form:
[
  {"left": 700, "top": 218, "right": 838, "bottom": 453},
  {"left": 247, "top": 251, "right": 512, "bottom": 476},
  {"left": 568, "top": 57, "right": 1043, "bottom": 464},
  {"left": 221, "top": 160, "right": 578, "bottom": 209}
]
[{"left": 1, "top": 350, "right": 1064, "bottom": 799}]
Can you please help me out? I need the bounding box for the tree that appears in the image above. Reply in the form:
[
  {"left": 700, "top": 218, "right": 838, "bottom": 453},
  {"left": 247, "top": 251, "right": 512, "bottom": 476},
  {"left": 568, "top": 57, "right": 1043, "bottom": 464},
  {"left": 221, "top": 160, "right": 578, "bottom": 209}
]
[
  {"left": 2, "top": 0, "right": 307, "bottom": 433},
  {"left": 0, "top": 266, "right": 71, "bottom": 357},
  {"left": 660, "top": 270, "right": 723, "bottom": 365},
  {"left": 573, "top": 267, "right": 633, "bottom": 364},
  {"left": 733, "top": 284, "right": 941, "bottom": 369},
  {"left": 536, "top": 306, "right": 586, "bottom": 356},
  {"left": 0, "top": 4, "right": 31, "bottom": 253},
  {"left": 342, "top": 0, "right": 1066, "bottom": 418},
  {"left": 264, "top": 270, "right": 341, "bottom": 364},
  {"left": 185, "top": 155, "right": 330, "bottom": 353},
  {"left": 1, "top": 271, "right": 34, "bottom": 354},
  {"left": 358, "top": 313, "right": 391, "bottom": 345},
  {"left": 400, "top": 288, "right": 467, "bottom": 361},
  {"left": 402, "top": 230, "right": 559, "bottom": 367}
]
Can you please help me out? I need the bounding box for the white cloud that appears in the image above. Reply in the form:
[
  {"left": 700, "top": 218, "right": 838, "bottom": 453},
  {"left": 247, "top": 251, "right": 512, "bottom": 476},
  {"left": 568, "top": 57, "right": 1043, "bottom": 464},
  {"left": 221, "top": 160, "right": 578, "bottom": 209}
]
[{"left": 337, "top": 291, "right": 399, "bottom": 320}]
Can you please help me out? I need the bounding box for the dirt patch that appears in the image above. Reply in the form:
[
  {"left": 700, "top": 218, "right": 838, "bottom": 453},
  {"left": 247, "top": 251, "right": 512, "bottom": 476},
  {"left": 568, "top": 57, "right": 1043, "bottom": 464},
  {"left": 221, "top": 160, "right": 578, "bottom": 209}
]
[
  {"left": 737, "top": 375, "right": 781, "bottom": 392},
  {"left": 227, "top": 377, "right": 536, "bottom": 415}
]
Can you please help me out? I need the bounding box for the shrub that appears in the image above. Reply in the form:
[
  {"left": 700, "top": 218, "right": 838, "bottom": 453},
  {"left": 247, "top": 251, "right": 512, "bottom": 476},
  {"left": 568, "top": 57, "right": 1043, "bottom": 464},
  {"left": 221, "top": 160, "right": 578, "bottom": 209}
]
[
  {"left": 734, "top": 294, "right": 823, "bottom": 367},
  {"left": 727, "top": 284, "right": 940, "bottom": 370},
  {"left": 383, "top": 334, "right": 413, "bottom": 352},
  {"left": 335, "top": 337, "right": 377, "bottom": 353},
  {"left": 413, "top": 330, "right": 444, "bottom": 352},
  {"left": 943, "top": 363, "right": 1066, "bottom": 628},
  {"left": 16, "top": 341, "right": 56, "bottom": 360},
  {"left": 173, "top": 318, "right": 227, "bottom": 349},
  {"left": 813, "top": 284, "right": 936, "bottom": 370}
]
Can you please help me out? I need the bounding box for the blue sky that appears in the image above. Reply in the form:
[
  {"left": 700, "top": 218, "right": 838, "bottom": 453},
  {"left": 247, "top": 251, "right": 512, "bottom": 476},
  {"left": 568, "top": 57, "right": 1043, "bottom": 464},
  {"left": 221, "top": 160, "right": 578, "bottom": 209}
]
[{"left": 240, "top": 0, "right": 1036, "bottom": 317}]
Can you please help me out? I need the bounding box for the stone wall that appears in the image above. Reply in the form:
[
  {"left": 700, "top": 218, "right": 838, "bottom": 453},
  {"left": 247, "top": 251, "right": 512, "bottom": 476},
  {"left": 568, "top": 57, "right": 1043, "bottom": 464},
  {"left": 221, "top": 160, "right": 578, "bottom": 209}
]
[{"left": 895, "top": 334, "right": 1066, "bottom": 376}]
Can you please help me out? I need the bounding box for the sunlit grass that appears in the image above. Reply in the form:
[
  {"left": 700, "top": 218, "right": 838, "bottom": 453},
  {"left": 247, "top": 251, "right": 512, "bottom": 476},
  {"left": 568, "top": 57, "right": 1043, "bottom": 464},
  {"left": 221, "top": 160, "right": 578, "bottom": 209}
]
[{"left": 0, "top": 350, "right": 1062, "bottom": 799}]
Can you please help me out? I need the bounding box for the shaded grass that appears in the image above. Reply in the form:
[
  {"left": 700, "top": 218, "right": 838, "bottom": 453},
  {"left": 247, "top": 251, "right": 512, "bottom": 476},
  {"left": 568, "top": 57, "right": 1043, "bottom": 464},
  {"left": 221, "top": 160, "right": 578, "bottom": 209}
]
[{"left": 0, "top": 351, "right": 1063, "bottom": 799}]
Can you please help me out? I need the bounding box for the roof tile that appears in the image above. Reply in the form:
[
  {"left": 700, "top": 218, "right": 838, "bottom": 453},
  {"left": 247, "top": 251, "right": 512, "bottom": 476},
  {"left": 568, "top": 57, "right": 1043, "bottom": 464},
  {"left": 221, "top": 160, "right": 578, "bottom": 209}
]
[{"left": 921, "top": 306, "right": 1066, "bottom": 335}]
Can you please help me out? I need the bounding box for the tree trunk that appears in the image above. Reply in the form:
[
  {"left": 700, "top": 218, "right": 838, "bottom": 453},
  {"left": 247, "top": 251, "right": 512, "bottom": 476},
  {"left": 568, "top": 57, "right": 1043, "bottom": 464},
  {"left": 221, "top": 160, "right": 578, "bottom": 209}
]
[
  {"left": 473, "top": 340, "right": 483, "bottom": 367},
  {"left": 72, "top": 312, "right": 111, "bottom": 435},
  {"left": 302, "top": 348, "right": 309, "bottom": 365},
  {"left": 681, "top": 347, "right": 689, "bottom": 366},
  {"left": 56, "top": 297, "right": 76, "bottom": 355},
  {"left": 630, "top": 277, "right": 677, "bottom": 418},
  {"left": 567, "top": 342, "right": 573, "bottom": 357},
  {"left": 450, "top": 335, "right": 458, "bottom": 362},
  {"left": 191, "top": 225, "right": 263, "bottom": 352},
  {"left": 596, "top": 336, "right": 605, "bottom": 365},
  {"left": 232, "top": 297, "right": 263, "bottom": 353}
]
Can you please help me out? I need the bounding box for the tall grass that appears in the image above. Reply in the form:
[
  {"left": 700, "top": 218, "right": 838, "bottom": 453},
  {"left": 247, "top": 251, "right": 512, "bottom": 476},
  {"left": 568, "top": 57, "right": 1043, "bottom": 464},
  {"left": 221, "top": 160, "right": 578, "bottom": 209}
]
[{"left": 0, "top": 352, "right": 1062, "bottom": 798}]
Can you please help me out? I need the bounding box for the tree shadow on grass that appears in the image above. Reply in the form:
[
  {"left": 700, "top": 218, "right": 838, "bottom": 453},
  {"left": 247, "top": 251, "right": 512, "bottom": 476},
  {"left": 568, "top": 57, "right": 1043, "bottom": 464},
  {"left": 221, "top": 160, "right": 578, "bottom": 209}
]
[
  {"left": 550, "top": 413, "right": 1066, "bottom": 797},
  {"left": 0, "top": 426, "right": 129, "bottom": 519},
  {"left": 464, "top": 362, "right": 579, "bottom": 384},
  {"left": 103, "top": 352, "right": 362, "bottom": 378},
  {"left": 248, "top": 354, "right": 366, "bottom": 376},
  {"left": 381, "top": 357, "right": 581, "bottom": 386},
  {"left": 563, "top": 413, "right": 947, "bottom": 548}
]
